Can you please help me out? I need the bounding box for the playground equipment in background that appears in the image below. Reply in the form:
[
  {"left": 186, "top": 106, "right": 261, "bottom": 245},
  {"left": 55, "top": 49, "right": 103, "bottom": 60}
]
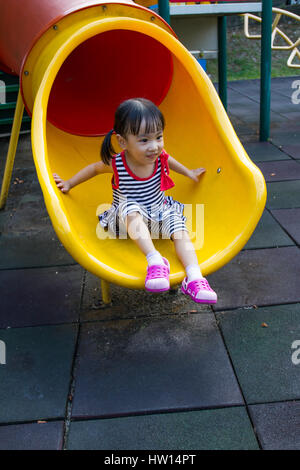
[
  {"left": 243, "top": 7, "right": 300, "bottom": 68},
  {"left": 0, "top": 0, "right": 266, "bottom": 303}
]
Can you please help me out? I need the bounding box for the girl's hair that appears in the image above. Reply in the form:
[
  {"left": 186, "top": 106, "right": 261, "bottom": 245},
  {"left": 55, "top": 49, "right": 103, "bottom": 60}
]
[{"left": 101, "top": 98, "right": 165, "bottom": 165}]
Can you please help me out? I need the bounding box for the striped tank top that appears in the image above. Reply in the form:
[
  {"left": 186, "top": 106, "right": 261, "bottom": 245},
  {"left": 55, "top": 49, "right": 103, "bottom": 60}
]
[{"left": 111, "top": 149, "right": 175, "bottom": 211}]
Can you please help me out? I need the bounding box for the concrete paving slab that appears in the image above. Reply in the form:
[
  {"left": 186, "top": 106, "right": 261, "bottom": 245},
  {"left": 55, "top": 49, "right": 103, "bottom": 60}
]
[
  {"left": 81, "top": 271, "right": 211, "bottom": 323},
  {"left": 249, "top": 401, "right": 300, "bottom": 450},
  {"left": 0, "top": 265, "right": 83, "bottom": 328},
  {"left": 243, "top": 142, "right": 290, "bottom": 162},
  {"left": 0, "top": 421, "right": 64, "bottom": 450},
  {"left": 243, "top": 210, "right": 294, "bottom": 250},
  {"left": 71, "top": 315, "right": 243, "bottom": 418},
  {"left": 216, "top": 304, "right": 300, "bottom": 404},
  {"left": 266, "top": 180, "right": 300, "bottom": 209},
  {"left": 210, "top": 246, "right": 300, "bottom": 310},
  {"left": 67, "top": 407, "right": 259, "bottom": 450},
  {"left": 0, "top": 324, "right": 77, "bottom": 423},
  {"left": 271, "top": 208, "right": 300, "bottom": 245},
  {"left": 257, "top": 160, "right": 300, "bottom": 182}
]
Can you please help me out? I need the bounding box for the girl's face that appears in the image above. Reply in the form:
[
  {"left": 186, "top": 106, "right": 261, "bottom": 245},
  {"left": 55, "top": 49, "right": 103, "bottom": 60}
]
[{"left": 117, "top": 120, "right": 164, "bottom": 166}]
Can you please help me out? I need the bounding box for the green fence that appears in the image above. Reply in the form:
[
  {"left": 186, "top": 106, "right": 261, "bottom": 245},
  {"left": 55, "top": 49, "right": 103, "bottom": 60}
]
[{"left": 0, "top": 70, "right": 31, "bottom": 136}]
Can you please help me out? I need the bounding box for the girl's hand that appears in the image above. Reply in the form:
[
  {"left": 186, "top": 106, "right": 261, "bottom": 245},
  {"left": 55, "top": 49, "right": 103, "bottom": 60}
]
[
  {"left": 53, "top": 173, "right": 71, "bottom": 193},
  {"left": 188, "top": 168, "right": 206, "bottom": 182}
]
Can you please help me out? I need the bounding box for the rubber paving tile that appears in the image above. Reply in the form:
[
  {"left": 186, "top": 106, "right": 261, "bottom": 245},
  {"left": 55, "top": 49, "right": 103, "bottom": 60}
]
[
  {"left": 216, "top": 304, "right": 300, "bottom": 404},
  {"left": 0, "top": 231, "right": 75, "bottom": 269},
  {"left": 243, "top": 210, "right": 294, "bottom": 250},
  {"left": 249, "top": 401, "right": 300, "bottom": 450},
  {"left": 81, "top": 271, "right": 211, "bottom": 323},
  {"left": 67, "top": 407, "right": 259, "bottom": 450},
  {"left": 243, "top": 142, "right": 290, "bottom": 163},
  {"left": 270, "top": 208, "right": 300, "bottom": 245},
  {"left": 266, "top": 180, "right": 300, "bottom": 210},
  {"left": 257, "top": 160, "right": 300, "bottom": 182},
  {"left": 269, "top": 76, "right": 300, "bottom": 98},
  {"left": 0, "top": 324, "right": 77, "bottom": 423},
  {"left": 280, "top": 145, "right": 300, "bottom": 160},
  {"left": 0, "top": 421, "right": 64, "bottom": 450},
  {"left": 71, "top": 315, "right": 243, "bottom": 418},
  {"left": 271, "top": 130, "right": 300, "bottom": 146},
  {"left": 209, "top": 246, "right": 300, "bottom": 310},
  {"left": 0, "top": 265, "right": 83, "bottom": 328}
]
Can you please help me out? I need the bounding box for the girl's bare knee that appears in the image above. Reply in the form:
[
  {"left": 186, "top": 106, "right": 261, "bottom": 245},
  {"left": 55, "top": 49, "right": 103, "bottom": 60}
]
[{"left": 172, "top": 230, "right": 190, "bottom": 241}]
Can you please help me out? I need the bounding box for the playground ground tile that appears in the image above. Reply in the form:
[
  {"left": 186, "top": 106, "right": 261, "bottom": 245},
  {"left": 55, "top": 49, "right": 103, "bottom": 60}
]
[
  {"left": 270, "top": 208, "right": 300, "bottom": 246},
  {"left": 0, "top": 231, "right": 75, "bottom": 269},
  {"left": 281, "top": 111, "right": 300, "bottom": 123},
  {"left": 0, "top": 137, "right": 34, "bottom": 174},
  {"left": 71, "top": 314, "right": 243, "bottom": 418},
  {"left": 243, "top": 210, "right": 294, "bottom": 250},
  {"left": 256, "top": 160, "right": 300, "bottom": 182},
  {"left": 249, "top": 401, "right": 300, "bottom": 450},
  {"left": 243, "top": 142, "right": 290, "bottom": 162},
  {"left": 0, "top": 324, "right": 77, "bottom": 423},
  {"left": 4, "top": 197, "right": 53, "bottom": 233},
  {"left": 216, "top": 304, "right": 300, "bottom": 404},
  {"left": 67, "top": 407, "right": 259, "bottom": 450},
  {"left": 266, "top": 180, "right": 300, "bottom": 210},
  {"left": 0, "top": 421, "right": 64, "bottom": 450},
  {"left": 81, "top": 271, "right": 211, "bottom": 322},
  {"left": 210, "top": 246, "right": 300, "bottom": 311},
  {"left": 268, "top": 97, "right": 299, "bottom": 115},
  {"left": 269, "top": 76, "right": 300, "bottom": 98},
  {"left": 228, "top": 79, "right": 260, "bottom": 99},
  {"left": 271, "top": 130, "right": 300, "bottom": 148},
  {"left": 0, "top": 265, "right": 83, "bottom": 328},
  {"left": 279, "top": 144, "right": 300, "bottom": 160}
]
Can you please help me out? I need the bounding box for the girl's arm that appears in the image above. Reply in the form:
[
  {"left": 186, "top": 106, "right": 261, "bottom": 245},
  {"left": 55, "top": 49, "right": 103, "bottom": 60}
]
[
  {"left": 168, "top": 156, "right": 205, "bottom": 183},
  {"left": 53, "top": 161, "right": 113, "bottom": 193}
]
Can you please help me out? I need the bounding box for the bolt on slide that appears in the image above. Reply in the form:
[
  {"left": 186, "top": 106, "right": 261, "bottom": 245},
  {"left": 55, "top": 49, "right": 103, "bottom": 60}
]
[{"left": 0, "top": 0, "right": 266, "bottom": 290}]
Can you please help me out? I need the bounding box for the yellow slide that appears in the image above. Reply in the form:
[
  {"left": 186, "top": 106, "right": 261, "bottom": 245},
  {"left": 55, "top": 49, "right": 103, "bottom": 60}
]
[{"left": 3, "top": 1, "right": 266, "bottom": 293}]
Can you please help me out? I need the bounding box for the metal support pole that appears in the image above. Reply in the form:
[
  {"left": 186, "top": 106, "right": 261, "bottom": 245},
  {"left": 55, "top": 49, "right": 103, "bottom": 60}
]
[
  {"left": 101, "top": 279, "right": 111, "bottom": 304},
  {"left": 218, "top": 15, "right": 228, "bottom": 110},
  {"left": 158, "top": 0, "right": 170, "bottom": 24},
  {"left": 260, "top": 0, "right": 272, "bottom": 141},
  {"left": 0, "top": 89, "right": 24, "bottom": 210}
]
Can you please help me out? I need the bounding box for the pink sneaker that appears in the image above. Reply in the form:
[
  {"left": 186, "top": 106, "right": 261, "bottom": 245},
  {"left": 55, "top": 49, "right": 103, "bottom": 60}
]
[
  {"left": 181, "top": 277, "right": 217, "bottom": 304},
  {"left": 145, "top": 258, "right": 170, "bottom": 293}
]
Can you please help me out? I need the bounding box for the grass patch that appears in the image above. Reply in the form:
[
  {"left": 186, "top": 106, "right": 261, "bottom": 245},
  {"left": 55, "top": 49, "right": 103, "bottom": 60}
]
[{"left": 206, "top": 20, "right": 299, "bottom": 81}]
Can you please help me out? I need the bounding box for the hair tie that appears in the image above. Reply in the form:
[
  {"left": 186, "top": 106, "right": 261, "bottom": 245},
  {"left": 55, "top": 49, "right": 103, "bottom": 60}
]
[{"left": 111, "top": 129, "right": 116, "bottom": 135}]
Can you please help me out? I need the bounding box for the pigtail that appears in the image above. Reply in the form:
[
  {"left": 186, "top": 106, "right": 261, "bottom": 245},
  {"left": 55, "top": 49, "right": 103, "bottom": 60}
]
[{"left": 101, "top": 129, "right": 116, "bottom": 165}]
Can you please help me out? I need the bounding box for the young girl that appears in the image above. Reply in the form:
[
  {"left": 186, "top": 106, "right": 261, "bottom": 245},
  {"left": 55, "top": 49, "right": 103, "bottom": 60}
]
[{"left": 53, "top": 98, "right": 217, "bottom": 304}]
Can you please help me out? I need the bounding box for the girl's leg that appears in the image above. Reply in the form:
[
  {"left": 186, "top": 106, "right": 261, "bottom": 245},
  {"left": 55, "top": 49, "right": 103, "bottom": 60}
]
[
  {"left": 125, "top": 211, "right": 156, "bottom": 256},
  {"left": 172, "top": 230, "right": 199, "bottom": 269},
  {"left": 125, "top": 212, "right": 170, "bottom": 291},
  {"left": 172, "top": 230, "right": 217, "bottom": 304}
]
